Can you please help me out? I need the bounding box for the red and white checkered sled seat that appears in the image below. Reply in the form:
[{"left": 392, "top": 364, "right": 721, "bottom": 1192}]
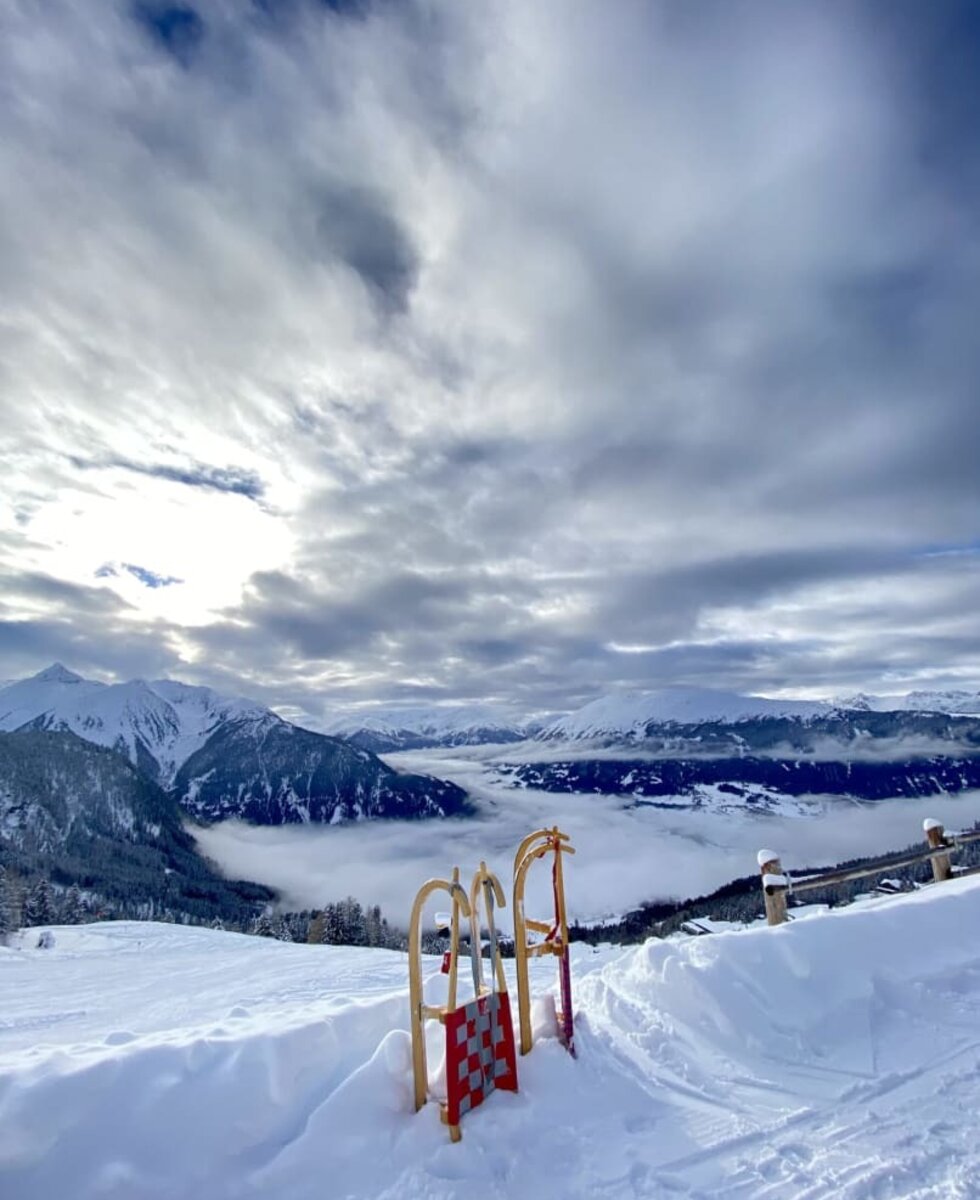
[{"left": 444, "top": 989, "right": 518, "bottom": 1124}]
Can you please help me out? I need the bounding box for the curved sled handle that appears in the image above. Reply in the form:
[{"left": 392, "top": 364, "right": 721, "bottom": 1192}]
[
  {"left": 408, "top": 869, "right": 471, "bottom": 1113},
  {"left": 468, "top": 861, "right": 508, "bottom": 996},
  {"left": 513, "top": 826, "right": 573, "bottom": 878}
]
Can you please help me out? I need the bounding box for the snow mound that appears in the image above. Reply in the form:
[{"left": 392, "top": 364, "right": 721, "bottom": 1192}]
[{"left": 3, "top": 880, "right": 980, "bottom": 1198}]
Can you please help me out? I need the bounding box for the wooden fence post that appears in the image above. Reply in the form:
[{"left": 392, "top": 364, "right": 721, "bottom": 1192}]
[
  {"left": 757, "top": 848, "right": 788, "bottom": 926},
  {"left": 923, "top": 819, "right": 952, "bottom": 883}
]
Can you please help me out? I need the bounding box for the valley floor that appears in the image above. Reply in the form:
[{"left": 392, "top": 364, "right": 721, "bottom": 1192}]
[{"left": 3, "top": 879, "right": 980, "bottom": 1198}]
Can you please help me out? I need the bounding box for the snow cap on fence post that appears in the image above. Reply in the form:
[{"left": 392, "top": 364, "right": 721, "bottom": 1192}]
[
  {"left": 923, "top": 819, "right": 952, "bottom": 883},
  {"left": 757, "top": 849, "right": 788, "bottom": 927}
]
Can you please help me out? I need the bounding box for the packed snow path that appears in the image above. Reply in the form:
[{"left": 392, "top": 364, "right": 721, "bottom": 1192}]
[{"left": 3, "top": 880, "right": 980, "bottom": 1199}]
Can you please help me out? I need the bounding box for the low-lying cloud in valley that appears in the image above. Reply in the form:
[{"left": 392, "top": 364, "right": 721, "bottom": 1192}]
[{"left": 193, "top": 751, "right": 980, "bottom": 926}]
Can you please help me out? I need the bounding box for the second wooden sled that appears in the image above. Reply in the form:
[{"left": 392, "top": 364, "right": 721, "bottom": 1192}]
[{"left": 512, "top": 826, "right": 576, "bottom": 1056}]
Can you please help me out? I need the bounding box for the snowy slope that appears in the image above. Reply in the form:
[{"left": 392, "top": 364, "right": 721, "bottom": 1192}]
[
  {"left": 839, "top": 688, "right": 980, "bottom": 716},
  {"left": 541, "top": 687, "right": 831, "bottom": 741},
  {"left": 0, "top": 664, "right": 269, "bottom": 785},
  {"left": 0, "top": 663, "right": 103, "bottom": 728},
  {"left": 3, "top": 878, "right": 980, "bottom": 1198}
]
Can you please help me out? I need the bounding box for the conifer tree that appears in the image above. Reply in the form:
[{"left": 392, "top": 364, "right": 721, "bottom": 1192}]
[
  {"left": 365, "top": 904, "right": 383, "bottom": 947},
  {"left": 0, "top": 867, "right": 12, "bottom": 939},
  {"left": 252, "top": 910, "right": 275, "bottom": 938},
  {"left": 61, "top": 884, "right": 84, "bottom": 925},
  {"left": 339, "top": 897, "right": 366, "bottom": 945},
  {"left": 23, "top": 877, "right": 54, "bottom": 927},
  {"left": 322, "top": 903, "right": 343, "bottom": 944}
]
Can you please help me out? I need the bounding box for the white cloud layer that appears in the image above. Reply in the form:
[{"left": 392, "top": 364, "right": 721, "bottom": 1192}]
[{"left": 194, "top": 750, "right": 980, "bottom": 923}]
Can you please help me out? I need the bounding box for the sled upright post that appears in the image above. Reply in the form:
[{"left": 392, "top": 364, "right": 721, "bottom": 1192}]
[
  {"left": 512, "top": 826, "right": 576, "bottom": 1056},
  {"left": 408, "top": 867, "right": 471, "bottom": 1140},
  {"left": 468, "top": 861, "right": 509, "bottom": 997}
]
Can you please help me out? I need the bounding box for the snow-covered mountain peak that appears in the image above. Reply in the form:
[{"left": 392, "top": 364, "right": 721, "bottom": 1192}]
[
  {"left": 0, "top": 667, "right": 278, "bottom": 785},
  {"left": 149, "top": 677, "right": 271, "bottom": 722},
  {"left": 903, "top": 689, "right": 980, "bottom": 715},
  {"left": 323, "top": 701, "right": 538, "bottom": 751},
  {"left": 834, "top": 689, "right": 980, "bottom": 716},
  {"left": 30, "top": 662, "right": 87, "bottom": 685},
  {"left": 0, "top": 666, "right": 468, "bottom": 824},
  {"left": 325, "top": 702, "right": 527, "bottom": 737},
  {"left": 541, "top": 686, "right": 832, "bottom": 741},
  {"left": 0, "top": 668, "right": 105, "bottom": 730}
]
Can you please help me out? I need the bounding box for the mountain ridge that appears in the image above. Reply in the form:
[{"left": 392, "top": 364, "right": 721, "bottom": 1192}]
[{"left": 0, "top": 665, "right": 469, "bottom": 827}]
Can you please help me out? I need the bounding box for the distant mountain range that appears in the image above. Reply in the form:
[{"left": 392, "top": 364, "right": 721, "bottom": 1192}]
[
  {"left": 325, "top": 684, "right": 980, "bottom": 751},
  {"left": 536, "top": 687, "right": 832, "bottom": 742},
  {"left": 835, "top": 690, "right": 980, "bottom": 716},
  {"left": 0, "top": 665, "right": 468, "bottom": 826},
  {"left": 322, "top": 703, "right": 541, "bottom": 752},
  {"left": 323, "top": 684, "right": 980, "bottom": 811},
  {"left": 502, "top": 688, "right": 980, "bottom": 810},
  {"left": 7, "top": 667, "right": 980, "bottom": 831}
]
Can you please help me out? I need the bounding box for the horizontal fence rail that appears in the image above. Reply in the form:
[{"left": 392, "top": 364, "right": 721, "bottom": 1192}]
[{"left": 758, "top": 820, "right": 980, "bottom": 927}]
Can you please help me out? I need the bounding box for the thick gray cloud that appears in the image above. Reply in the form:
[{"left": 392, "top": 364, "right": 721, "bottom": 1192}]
[{"left": 1, "top": 0, "right": 979, "bottom": 719}]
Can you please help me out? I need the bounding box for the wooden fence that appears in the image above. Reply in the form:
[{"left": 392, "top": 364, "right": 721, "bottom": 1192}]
[{"left": 758, "top": 818, "right": 980, "bottom": 926}]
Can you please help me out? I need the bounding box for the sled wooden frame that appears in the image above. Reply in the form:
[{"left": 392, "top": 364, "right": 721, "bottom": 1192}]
[
  {"left": 408, "top": 867, "right": 471, "bottom": 1141},
  {"left": 469, "top": 861, "right": 508, "bottom": 997},
  {"left": 512, "top": 826, "right": 576, "bottom": 1056}
]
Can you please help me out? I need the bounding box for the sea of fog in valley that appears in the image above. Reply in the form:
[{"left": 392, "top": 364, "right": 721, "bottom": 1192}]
[{"left": 193, "top": 747, "right": 980, "bottom": 930}]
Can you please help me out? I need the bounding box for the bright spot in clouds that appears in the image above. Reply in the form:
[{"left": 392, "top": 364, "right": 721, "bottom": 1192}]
[{"left": 23, "top": 472, "right": 292, "bottom": 624}]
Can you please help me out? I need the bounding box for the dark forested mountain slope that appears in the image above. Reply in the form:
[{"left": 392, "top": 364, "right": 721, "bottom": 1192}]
[
  {"left": 175, "top": 717, "right": 470, "bottom": 824},
  {"left": 0, "top": 730, "right": 271, "bottom": 921}
]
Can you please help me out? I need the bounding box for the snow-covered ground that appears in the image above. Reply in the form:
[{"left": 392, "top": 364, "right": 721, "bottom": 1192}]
[{"left": 3, "top": 877, "right": 980, "bottom": 1198}]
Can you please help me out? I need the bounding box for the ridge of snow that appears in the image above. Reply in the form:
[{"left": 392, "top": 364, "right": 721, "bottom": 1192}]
[
  {"left": 323, "top": 702, "right": 533, "bottom": 739},
  {"left": 0, "top": 666, "right": 275, "bottom": 784},
  {"left": 834, "top": 688, "right": 980, "bottom": 715},
  {"left": 541, "top": 686, "right": 832, "bottom": 740},
  {"left": 30, "top": 662, "right": 86, "bottom": 684}
]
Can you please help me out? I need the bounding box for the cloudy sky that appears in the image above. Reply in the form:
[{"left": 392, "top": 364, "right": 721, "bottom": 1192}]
[{"left": 1, "top": 0, "right": 979, "bottom": 724}]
